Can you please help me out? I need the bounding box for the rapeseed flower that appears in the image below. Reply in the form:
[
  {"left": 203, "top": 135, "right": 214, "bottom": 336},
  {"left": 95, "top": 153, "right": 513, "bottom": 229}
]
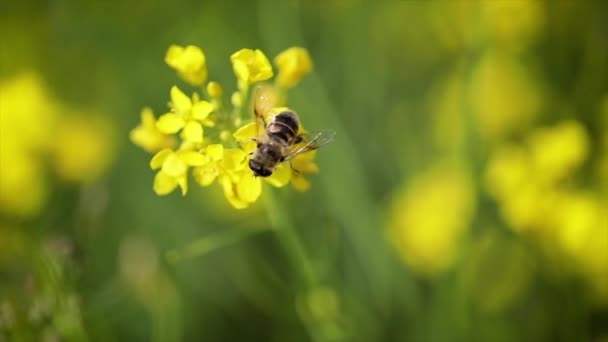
[
  {"left": 274, "top": 47, "right": 313, "bottom": 89},
  {"left": 130, "top": 107, "right": 176, "bottom": 153},
  {"left": 0, "top": 72, "right": 114, "bottom": 216},
  {"left": 156, "top": 86, "right": 215, "bottom": 144},
  {"left": 230, "top": 48, "right": 273, "bottom": 88},
  {"left": 165, "top": 45, "right": 207, "bottom": 86},
  {"left": 388, "top": 164, "right": 476, "bottom": 275},
  {"left": 150, "top": 148, "right": 206, "bottom": 195},
  {"left": 132, "top": 45, "right": 322, "bottom": 209}
]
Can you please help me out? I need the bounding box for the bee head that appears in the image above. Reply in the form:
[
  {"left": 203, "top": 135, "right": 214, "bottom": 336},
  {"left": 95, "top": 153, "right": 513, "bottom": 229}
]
[{"left": 249, "top": 159, "right": 272, "bottom": 177}]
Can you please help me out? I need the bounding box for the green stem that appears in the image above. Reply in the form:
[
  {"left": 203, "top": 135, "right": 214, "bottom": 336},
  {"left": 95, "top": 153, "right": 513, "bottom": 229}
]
[
  {"left": 263, "top": 187, "right": 316, "bottom": 288},
  {"left": 165, "top": 225, "right": 270, "bottom": 264}
]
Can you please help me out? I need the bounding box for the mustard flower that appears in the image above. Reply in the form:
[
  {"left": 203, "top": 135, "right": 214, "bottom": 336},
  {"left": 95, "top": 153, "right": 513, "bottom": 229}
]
[
  {"left": 130, "top": 107, "right": 176, "bottom": 153},
  {"left": 206, "top": 81, "right": 223, "bottom": 98},
  {"left": 156, "top": 86, "right": 214, "bottom": 144},
  {"left": 274, "top": 47, "right": 313, "bottom": 89},
  {"left": 388, "top": 164, "right": 476, "bottom": 275},
  {"left": 165, "top": 45, "right": 207, "bottom": 86},
  {"left": 150, "top": 148, "right": 206, "bottom": 195},
  {"left": 132, "top": 44, "right": 324, "bottom": 209},
  {"left": 53, "top": 113, "right": 114, "bottom": 184},
  {"left": 193, "top": 144, "right": 263, "bottom": 209},
  {"left": 230, "top": 49, "right": 273, "bottom": 87}
]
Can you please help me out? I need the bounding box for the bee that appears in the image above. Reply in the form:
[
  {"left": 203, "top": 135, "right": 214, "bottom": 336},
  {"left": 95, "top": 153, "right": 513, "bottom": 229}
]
[{"left": 248, "top": 86, "right": 336, "bottom": 177}]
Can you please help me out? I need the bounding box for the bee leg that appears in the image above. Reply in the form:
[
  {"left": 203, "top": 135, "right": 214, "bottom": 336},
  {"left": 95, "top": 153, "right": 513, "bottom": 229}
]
[
  {"left": 289, "top": 161, "right": 301, "bottom": 174},
  {"left": 241, "top": 152, "right": 254, "bottom": 164},
  {"left": 294, "top": 135, "right": 304, "bottom": 144}
]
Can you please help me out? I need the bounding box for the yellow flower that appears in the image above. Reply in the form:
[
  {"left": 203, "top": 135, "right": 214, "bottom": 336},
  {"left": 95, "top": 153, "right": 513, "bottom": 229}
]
[
  {"left": 52, "top": 113, "right": 114, "bottom": 184},
  {"left": 0, "top": 72, "right": 57, "bottom": 217},
  {"left": 528, "top": 120, "right": 589, "bottom": 182},
  {"left": 150, "top": 148, "right": 206, "bottom": 196},
  {"left": 230, "top": 49, "right": 273, "bottom": 87},
  {"left": 471, "top": 52, "right": 542, "bottom": 141},
  {"left": 165, "top": 45, "right": 207, "bottom": 86},
  {"left": 388, "top": 164, "right": 476, "bottom": 275},
  {"left": 206, "top": 81, "right": 223, "bottom": 98},
  {"left": 156, "top": 86, "right": 214, "bottom": 144},
  {"left": 193, "top": 144, "right": 225, "bottom": 186},
  {"left": 290, "top": 149, "right": 319, "bottom": 192},
  {"left": 193, "top": 144, "right": 262, "bottom": 209},
  {"left": 130, "top": 107, "right": 176, "bottom": 153},
  {"left": 274, "top": 47, "right": 313, "bottom": 89}
]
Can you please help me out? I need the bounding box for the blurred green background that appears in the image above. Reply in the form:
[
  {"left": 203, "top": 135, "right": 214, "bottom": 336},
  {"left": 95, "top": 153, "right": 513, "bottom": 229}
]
[{"left": 2, "top": 0, "right": 608, "bottom": 341}]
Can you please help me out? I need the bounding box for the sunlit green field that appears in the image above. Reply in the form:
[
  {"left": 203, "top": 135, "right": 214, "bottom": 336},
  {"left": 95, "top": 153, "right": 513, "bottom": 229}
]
[{"left": 2, "top": 1, "right": 607, "bottom": 341}]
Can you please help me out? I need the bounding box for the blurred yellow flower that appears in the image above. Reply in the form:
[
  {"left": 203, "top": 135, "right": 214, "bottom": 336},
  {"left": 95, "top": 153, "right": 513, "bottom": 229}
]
[
  {"left": 484, "top": 144, "right": 530, "bottom": 201},
  {"left": 0, "top": 72, "right": 57, "bottom": 217},
  {"left": 485, "top": 121, "right": 591, "bottom": 235},
  {"left": 52, "top": 114, "right": 114, "bottom": 184},
  {"left": 528, "top": 120, "right": 589, "bottom": 183},
  {"left": 554, "top": 192, "right": 600, "bottom": 257},
  {"left": 156, "top": 86, "right": 214, "bottom": 144},
  {"left": 150, "top": 148, "right": 206, "bottom": 195},
  {"left": 165, "top": 45, "right": 207, "bottom": 86},
  {"left": 471, "top": 52, "right": 543, "bottom": 141},
  {"left": 274, "top": 47, "right": 313, "bottom": 89},
  {"left": 480, "top": 0, "right": 544, "bottom": 49},
  {"left": 0, "top": 149, "right": 49, "bottom": 217},
  {"left": 130, "top": 107, "right": 176, "bottom": 153},
  {"left": 230, "top": 49, "right": 273, "bottom": 88},
  {"left": 388, "top": 164, "right": 475, "bottom": 275},
  {"left": 206, "top": 81, "right": 223, "bottom": 98}
]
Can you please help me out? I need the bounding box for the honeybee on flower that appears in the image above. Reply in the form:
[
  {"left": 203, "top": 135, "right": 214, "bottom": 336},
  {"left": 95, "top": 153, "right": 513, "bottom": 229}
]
[{"left": 130, "top": 44, "right": 332, "bottom": 209}]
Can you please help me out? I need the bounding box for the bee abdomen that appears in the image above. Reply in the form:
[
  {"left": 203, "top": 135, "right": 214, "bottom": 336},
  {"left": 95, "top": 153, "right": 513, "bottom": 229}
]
[{"left": 268, "top": 111, "right": 299, "bottom": 144}]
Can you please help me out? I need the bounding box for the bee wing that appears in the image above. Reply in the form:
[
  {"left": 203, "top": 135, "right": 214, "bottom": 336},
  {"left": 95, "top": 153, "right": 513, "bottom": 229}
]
[{"left": 284, "top": 129, "right": 336, "bottom": 161}]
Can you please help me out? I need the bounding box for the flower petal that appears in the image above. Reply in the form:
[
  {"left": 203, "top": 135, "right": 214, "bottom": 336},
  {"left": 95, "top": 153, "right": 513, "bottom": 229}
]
[
  {"left": 292, "top": 159, "right": 319, "bottom": 174},
  {"left": 177, "top": 175, "right": 188, "bottom": 195},
  {"left": 193, "top": 164, "right": 219, "bottom": 186},
  {"left": 251, "top": 49, "right": 273, "bottom": 82},
  {"left": 154, "top": 171, "right": 178, "bottom": 195},
  {"left": 237, "top": 172, "right": 262, "bottom": 203},
  {"left": 150, "top": 148, "right": 173, "bottom": 169},
  {"left": 181, "top": 120, "right": 203, "bottom": 143},
  {"left": 220, "top": 176, "right": 250, "bottom": 209},
  {"left": 156, "top": 113, "right": 185, "bottom": 134},
  {"left": 141, "top": 107, "right": 156, "bottom": 127},
  {"left": 291, "top": 174, "right": 311, "bottom": 192},
  {"left": 191, "top": 101, "right": 214, "bottom": 121},
  {"left": 274, "top": 47, "right": 313, "bottom": 89},
  {"left": 265, "top": 163, "right": 291, "bottom": 187},
  {"left": 170, "top": 86, "right": 192, "bottom": 114},
  {"left": 222, "top": 148, "right": 247, "bottom": 171},
  {"left": 233, "top": 122, "right": 258, "bottom": 142},
  {"left": 162, "top": 152, "right": 187, "bottom": 177},
  {"left": 178, "top": 150, "right": 206, "bottom": 166},
  {"left": 206, "top": 144, "right": 224, "bottom": 161}
]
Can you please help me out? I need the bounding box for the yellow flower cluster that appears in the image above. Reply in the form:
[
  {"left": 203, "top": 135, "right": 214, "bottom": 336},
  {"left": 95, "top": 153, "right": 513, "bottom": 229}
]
[
  {"left": 485, "top": 120, "right": 608, "bottom": 299},
  {"left": 388, "top": 164, "right": 476, "bottom": 276},
  {"left": 0, "top": 72, "right": 114, "bottom": 218},
  {"left": 130, "top": 45, "right": 317, "bottom": 209}
]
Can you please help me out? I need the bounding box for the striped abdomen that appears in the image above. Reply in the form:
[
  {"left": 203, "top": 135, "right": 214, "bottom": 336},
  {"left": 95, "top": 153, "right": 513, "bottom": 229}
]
[{"left": 267, "top": 111, "right": 299, "bottom": 145}]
